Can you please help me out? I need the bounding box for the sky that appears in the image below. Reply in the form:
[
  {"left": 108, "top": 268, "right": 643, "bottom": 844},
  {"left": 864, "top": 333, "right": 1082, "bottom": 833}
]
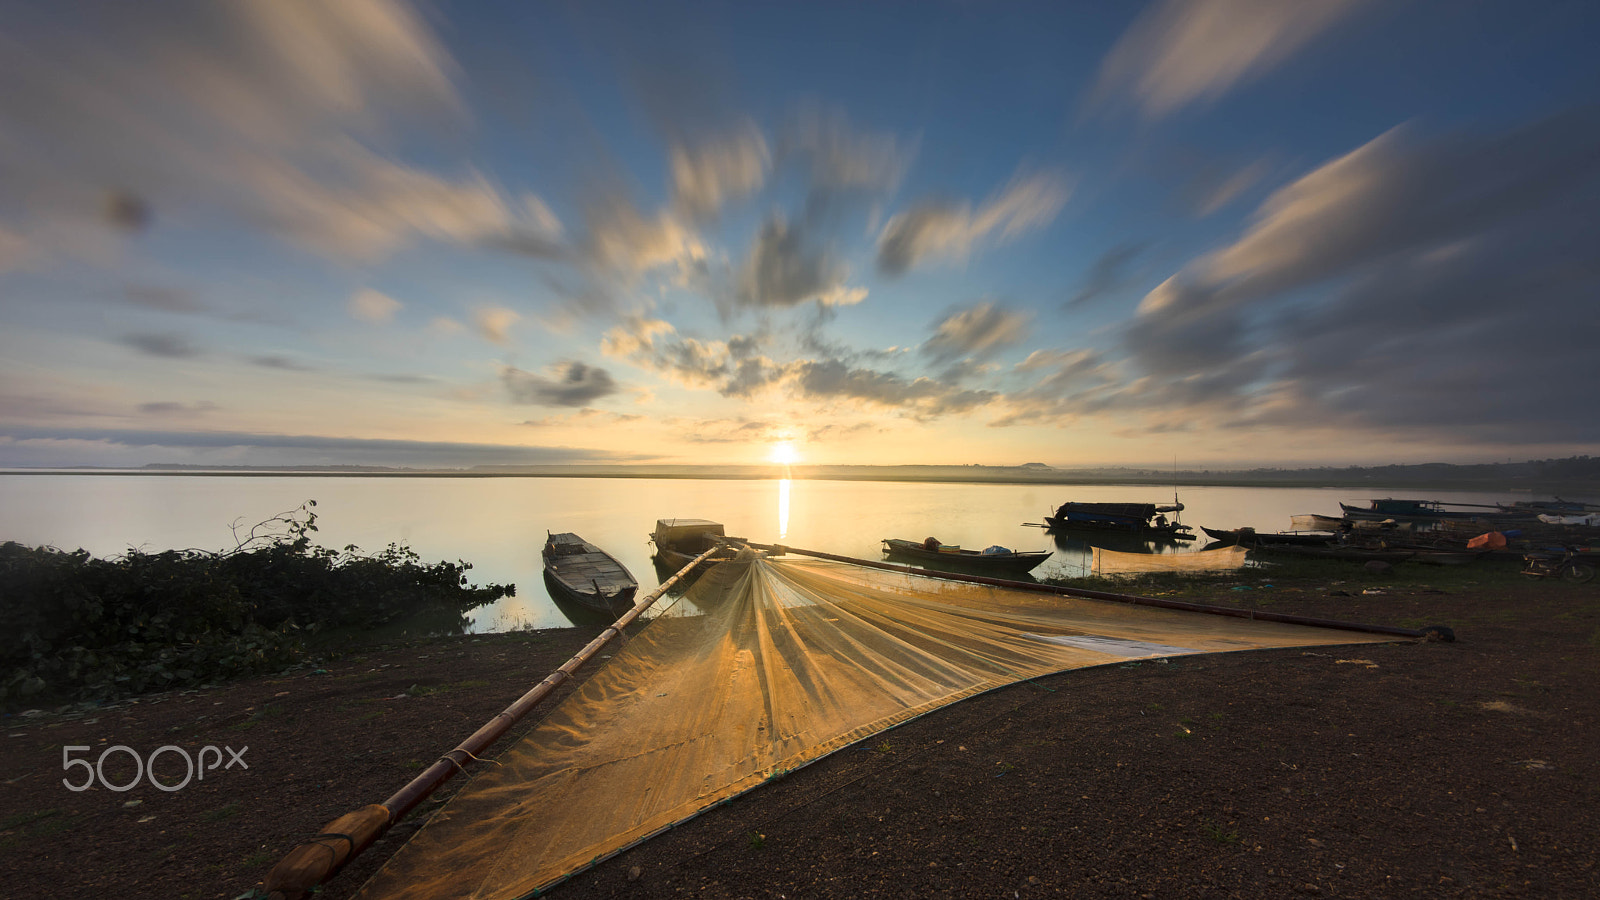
[{"left": 1, "top": 0, "right": 1597, "bottom": 470}]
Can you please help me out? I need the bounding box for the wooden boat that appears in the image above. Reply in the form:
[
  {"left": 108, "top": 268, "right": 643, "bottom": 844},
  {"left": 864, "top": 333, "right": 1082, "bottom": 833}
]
[
  {"left": 1340, "top": 499, "right": 1531, "bottom": 523},
  {"left": 1201, "top": 526, "right": 1336, "bottom": 547},
  {"left": 542, "top": 532, "right": 637, "bottom": 619},
  {"left": 650, "top": 518, "right": 740, "bottom": 572},
  {"left": 1041, "top": 501, "right": 1195, "bottom": 542},
  {"left": 1290, "top": 514, "right": 1348, "bottom": 532},
  {"left": 882, "top": 538, "right": 1050, "bottom": 576}
]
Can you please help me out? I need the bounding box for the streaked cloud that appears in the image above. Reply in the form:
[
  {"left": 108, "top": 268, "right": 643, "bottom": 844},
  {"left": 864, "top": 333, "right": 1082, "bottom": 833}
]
[
  {"left": 119, "top": 333, "right": 204, "bottom": 358},
  {"left": 922, "top": 301, "right": 1031, "bottom": 363},
  {"left": 473, "top": 307, "right": 520, "bottom": 344},
  {"left": 0, "top": 0, "right": 562, "bottom": 268},
  {"left": 501, "top": 361, "right": 621, "bottom": 407},
  {"left": 735, "top": 216, "right": 852, "bottom": 309},
  {"left": 1093, "top": 0, "right": 1371, "bottom": 119},
  {"left": 1122, "top": 109, "right": 1600, "bottom": 442},
  {"left": 1066, "top": 243, "right": 1148, "bottom": 309},
  {"left": 670, "top": 120, "right": 771, "bottom": 222},
  {"left": 349, "top": 288, "right": 402, "bottom": 323},
  {"left": 780, "top": 104, "right": 916, "bottom": 194},
  {"left": 137, "top": 401, "right": 218, "bottom": 417},
  {"left": 877, "top": 171, "right": 1071, "bottom": 275}
]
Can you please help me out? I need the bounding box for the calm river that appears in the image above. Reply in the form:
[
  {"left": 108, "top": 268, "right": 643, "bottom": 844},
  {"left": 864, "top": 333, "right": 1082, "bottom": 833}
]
[{"left": 0, "top": 475, "right": 1551, "bottom": 631}]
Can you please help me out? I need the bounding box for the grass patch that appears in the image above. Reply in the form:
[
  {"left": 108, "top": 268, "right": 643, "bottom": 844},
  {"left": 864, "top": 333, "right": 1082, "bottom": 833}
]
[
  {"left": 203, "top": 802, "right": 241, "bottom": 823},
  {"left": 1199, "top": 821, "right": 1243, "bottom": 845},
  {"left": 747, "top": 831, "right": 767, "bottom": 850}
]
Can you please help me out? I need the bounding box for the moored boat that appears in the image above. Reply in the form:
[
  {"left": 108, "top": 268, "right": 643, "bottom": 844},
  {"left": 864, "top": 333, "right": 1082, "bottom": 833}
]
[
  {"left": 882, "top": 538, "right": 1050, "bottom": 576},
  {"left": 1340, "top": 499, "right": 1531, "bottom": 523},
  {"left": 1201, "top": 526, "right": 1337, "bottom": 547},
  {"left": 542, "top": 532, "right": 637, "bottom": 620},
  {"left": 1041, "top": 501, "right": 1195, "bottom": 541},
  {"left": 650, "top": 518, "right": 739, "bottom": 572}
]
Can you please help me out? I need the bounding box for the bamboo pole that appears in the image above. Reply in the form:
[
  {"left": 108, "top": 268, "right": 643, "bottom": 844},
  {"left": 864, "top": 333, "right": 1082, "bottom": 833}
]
[
  {"left": 261, "top": 544, "right": 721, "bottom": 900},
  {"left": 744, "top": 541, "right": 1429, "bottom": 640}
]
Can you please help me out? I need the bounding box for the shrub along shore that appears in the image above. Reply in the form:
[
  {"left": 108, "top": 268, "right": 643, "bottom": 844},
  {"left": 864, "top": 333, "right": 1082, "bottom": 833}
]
[{"left": 0, "top": 502, "right": 510, "bottom": 710}]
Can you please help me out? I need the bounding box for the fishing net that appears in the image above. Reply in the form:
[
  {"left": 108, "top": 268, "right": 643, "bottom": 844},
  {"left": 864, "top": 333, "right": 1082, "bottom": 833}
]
[
  {"left": 1092, "top": 545, "right": 1249, "bottom": 575},
  {"left": 356, "top": 550, "right": 1394, "bottom": 900}
]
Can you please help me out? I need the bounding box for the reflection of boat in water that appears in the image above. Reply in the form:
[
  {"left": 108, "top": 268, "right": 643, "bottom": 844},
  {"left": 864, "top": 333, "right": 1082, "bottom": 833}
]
[
  {"left": 882, "top": 538, "right": 1049, "bottom": 579},
  {"left": 1042, "top": 502, "right": 1195, "bottom": 541},
  {"left": 542, "top": 533, "right": 637, "bottom": 626}
]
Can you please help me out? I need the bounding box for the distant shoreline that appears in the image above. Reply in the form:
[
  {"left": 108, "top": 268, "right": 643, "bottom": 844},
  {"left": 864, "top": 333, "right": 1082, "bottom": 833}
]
[{"left": 3, "top": 463, "right": 1597, "bottom": 495}]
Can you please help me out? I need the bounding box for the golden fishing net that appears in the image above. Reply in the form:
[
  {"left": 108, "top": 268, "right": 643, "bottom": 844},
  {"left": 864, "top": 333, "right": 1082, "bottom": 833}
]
[
  {"left": 1092, "top": 545, "right": 1249, "bottom": 575},
  {"left": 356, "top": 551, "right": 1393, "bottom": 900}
]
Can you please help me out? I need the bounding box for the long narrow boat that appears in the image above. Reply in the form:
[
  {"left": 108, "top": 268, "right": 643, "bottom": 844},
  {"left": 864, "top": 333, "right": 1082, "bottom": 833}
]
[
  {"left": 1200, "top": 526, "right": 1337, "bottom": 547},
  {"left": 542, "top": 532, "right": 637, "bottom": 619},
  {"left": 1340, "top": 499, "right": 1532, "bottom": 523},
  {"left": 882, "top": 538, "right": 1051, "bottom": 576}
]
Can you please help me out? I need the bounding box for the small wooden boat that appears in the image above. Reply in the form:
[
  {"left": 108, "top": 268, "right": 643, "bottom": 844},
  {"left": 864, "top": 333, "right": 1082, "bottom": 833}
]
[
  {"left": 542, "top": 532, "right": 637, "bottom": 619},
  {"left": 1201, "top": 526, "right": 1336, "bottom": 547},
  {"left": 1290, "top": 514, "right": 1348, "bottom": 532},
  {"left": 882, "top": 538, "right": 1050, "bottom": 576},
  {"left": 650, "top": 518, "right": 740, "bottom": 572}
]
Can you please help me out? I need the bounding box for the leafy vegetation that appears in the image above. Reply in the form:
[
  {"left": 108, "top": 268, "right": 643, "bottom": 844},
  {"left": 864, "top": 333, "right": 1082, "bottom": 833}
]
[{"left": 0, "top": 502, "right": 511, "bottom": 708}]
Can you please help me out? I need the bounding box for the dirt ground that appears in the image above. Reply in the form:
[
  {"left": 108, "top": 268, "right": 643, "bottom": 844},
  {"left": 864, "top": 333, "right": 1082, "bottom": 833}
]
[{"left": 3, "top": 570, "right": 1598, "bottom": 899}]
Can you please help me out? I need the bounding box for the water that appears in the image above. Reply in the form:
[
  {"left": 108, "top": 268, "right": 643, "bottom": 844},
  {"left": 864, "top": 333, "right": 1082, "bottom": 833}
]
[{"left": 0, "top": 474, "right": 1549, "bottom": 632}]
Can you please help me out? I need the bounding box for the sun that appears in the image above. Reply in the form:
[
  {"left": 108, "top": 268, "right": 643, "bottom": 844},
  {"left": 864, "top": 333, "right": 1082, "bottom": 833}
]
[{"left": 768, "top": 441, "right": 800, "bottom": 465}]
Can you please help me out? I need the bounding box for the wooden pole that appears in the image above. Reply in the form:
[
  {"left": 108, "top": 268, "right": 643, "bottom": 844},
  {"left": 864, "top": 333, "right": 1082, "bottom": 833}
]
[
  {"left": 262, "top": 544, "right": 721, "bottom": 900},
  {"left": 744, "top": 541, "right": 1429, "bottom": 640}
]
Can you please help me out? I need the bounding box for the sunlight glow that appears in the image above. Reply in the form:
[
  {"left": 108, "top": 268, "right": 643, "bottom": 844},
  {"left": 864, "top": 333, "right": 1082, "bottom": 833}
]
[{"left": 768, "top": 442, "right": 800, "bottom": 465}]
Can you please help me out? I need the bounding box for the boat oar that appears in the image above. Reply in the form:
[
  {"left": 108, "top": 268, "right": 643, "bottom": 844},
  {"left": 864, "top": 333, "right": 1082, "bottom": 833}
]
[{"left": 260, "top": 543, "right": 722, "bottom": 900}]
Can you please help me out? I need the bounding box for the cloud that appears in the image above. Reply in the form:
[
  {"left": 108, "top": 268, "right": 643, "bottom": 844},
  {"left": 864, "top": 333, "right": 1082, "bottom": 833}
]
[
  {"left": 735, "top": 216, "right": 855, "bottom": 308},
  {"left": 1066, "top": 242, "right": 1148, "bottom": 309},
  {"left": 1092, "top": 0, "right": 1371, "bottom": 119},
  {"left": 922, "top": 301, "right": 1031, "bottom": 363},
  {"left": 1119, "top": 109, "right": 1600, "bottom": 444},
  {"left": 793, "top": 359, "right": 998, "bottom": 420},
  {"left": 520, "top": 408, "right": 642, "bottom": 427},
  {"left": 501, "top": 361, "right": 620, "bottom": 407},
  {"left": 877, "top": 171, "right": 1071, "bottom": 275},
  {"left": 0, "top": 0, "right": 569, "bottom": 269},
  {"left": 780, "top": 104, "right": 916, "bottom": 195},
  {"left": 249, "top": 355, "right": 315, "bottom": 371},
  {"left": 473, "top": 307, "right": 520, "bottom": 344},
  {"left": 670, "top": 120, "right": 771, "bottom": 222},
  {"left": 120, "top": 333, "right": 203, "bottom": 358},
  {"left": 349, "top": 288, "right": 402, "bottom": 323},
  {"left": 137, "top": 401, "right": 218, "bottom": 417},
  {"left": 601, "top": 317, "right": 788, "bottom": 399}
]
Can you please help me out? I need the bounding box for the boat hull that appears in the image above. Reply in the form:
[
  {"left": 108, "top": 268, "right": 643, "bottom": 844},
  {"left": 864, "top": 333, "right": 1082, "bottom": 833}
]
[
  {"left": 542, "top": 533, "right": 638, "bottom": 622},
  {"left": 881, "top": 539, "right": 1049, "bottom": 576}
]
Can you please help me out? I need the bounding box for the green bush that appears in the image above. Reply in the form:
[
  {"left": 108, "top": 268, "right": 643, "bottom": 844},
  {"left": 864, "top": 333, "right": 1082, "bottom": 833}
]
[{"left": 0, "top": 502, "right": 510, "bottom": 707}]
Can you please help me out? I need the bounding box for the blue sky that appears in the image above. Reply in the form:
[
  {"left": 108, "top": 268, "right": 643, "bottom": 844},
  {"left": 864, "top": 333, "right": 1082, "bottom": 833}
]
[{"left": 1, "top": 0, "right": 1597, "bottom": 469}]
